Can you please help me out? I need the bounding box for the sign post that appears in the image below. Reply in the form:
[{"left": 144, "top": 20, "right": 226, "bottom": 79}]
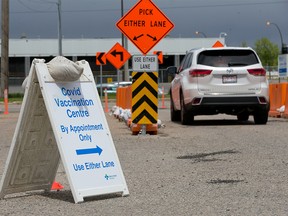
[
  {"left": 131, "top": 54, "right": 159, "bottom": 135},
  {"left": 116, "top": 0, "right": 172, "bottom": 135}
]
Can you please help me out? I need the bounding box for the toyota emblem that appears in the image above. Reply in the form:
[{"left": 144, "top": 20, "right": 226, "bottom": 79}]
[{"left": 227, "top": 68, "right": 233, "bottom": 74}]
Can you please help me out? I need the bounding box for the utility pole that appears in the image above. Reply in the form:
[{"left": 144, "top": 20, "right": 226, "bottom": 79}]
[
  {"left": 1, "top": 0, "right": 9, "bottom": 98},
  {"left": 57, "top": 0, "right": 63, "bottom": 56}
]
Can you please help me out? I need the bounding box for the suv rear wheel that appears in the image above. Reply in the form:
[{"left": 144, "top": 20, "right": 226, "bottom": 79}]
[
  {"left": 180, "top": 93, "right": 194, "bottom": 125},
  {"left": 253, "top": 109, "right": 268, "bottom": 125}
]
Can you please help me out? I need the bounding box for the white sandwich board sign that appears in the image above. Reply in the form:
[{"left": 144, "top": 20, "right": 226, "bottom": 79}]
[{"left": 0, "top": 57, "right": 129, "bottom": 203}]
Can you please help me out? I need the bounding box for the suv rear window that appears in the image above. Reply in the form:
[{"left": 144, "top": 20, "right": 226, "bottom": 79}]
[{"left": 197, "top": 50, "right": 259, "bottom": 67}]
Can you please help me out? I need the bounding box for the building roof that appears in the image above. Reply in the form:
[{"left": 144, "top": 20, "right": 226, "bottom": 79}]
[{"left": 6, "top": 37, "right": 225, "bottom": 57}]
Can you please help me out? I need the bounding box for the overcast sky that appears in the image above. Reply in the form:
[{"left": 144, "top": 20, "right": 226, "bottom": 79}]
[{"left": 4, "top": 0, "right": 288, "bottom": 48}]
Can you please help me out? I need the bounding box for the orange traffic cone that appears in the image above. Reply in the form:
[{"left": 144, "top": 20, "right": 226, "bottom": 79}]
[
  {"left": 104, "top": 88, "right": 109, "bottom": 113},
  {"left": 4, "top": 89, "right": 9, "bottom": 115},
  {"left": 51, "top": 181, "right": 64, "bottom": 191},
  {"left": 160, "top": 86, "right": 166, "bottom": 109}
]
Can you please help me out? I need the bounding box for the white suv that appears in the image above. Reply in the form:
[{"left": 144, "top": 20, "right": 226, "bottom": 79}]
[{"left": 168, "top": 47, "right": 270, "bottom": 125}]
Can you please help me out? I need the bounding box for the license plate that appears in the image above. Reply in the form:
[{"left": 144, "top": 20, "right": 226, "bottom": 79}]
[{"left": 222, "top": 75, "right": 237, "bottom": 83}]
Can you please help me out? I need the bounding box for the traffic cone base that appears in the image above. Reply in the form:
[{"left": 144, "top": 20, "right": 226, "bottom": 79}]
[
  {"left": 51, "top": 181, "right": 64, "bottom": 191},
  {"left": 131, "top": 124, "right": 158, "bottom": 135}
]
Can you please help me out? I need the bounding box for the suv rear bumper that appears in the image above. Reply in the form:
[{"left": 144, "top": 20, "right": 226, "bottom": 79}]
[{"left": 185, "top": 96, "right": 270, "bottom": 115}]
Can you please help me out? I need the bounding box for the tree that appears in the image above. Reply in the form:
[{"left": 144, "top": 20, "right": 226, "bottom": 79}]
[
  {"left": 254, "top": 38, "right": 279, "bottom": 66},
  {"left": 241, "top": 41, "right": 248, "bottom": 47}
]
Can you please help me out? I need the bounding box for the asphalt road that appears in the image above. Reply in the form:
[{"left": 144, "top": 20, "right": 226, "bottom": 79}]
[{"left": 1, "top": 102, "right": 288, "bottom": 216}]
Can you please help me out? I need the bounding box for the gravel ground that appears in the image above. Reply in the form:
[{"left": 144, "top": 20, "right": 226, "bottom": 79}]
[{"left": 1, "top": 103, "right": 288, "bottom": 216}]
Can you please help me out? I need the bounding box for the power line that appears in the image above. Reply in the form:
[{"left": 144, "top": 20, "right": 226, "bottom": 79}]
[
  {"left": 11, "top": 1, "right": 287, "bottom": 14},
  {"left": 163, "top": 1, "right": 287, "bottom": 10}
]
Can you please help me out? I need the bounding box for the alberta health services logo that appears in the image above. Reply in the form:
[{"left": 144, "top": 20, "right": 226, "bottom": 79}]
[{"left": 104, "top": 174, "right": 117, "bottom": 180}]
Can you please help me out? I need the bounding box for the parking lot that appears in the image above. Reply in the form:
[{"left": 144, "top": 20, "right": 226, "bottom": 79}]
[{"left": 1, "top": 102, "right": 288, "bottom": 215}]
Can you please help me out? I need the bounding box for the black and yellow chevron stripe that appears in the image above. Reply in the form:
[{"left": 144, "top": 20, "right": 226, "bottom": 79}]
[{"left": 132, "top": 72, "right": 158, "bottom": 124}]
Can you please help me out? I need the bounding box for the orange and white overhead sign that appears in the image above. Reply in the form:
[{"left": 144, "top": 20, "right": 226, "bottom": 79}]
[
  {"left": 106, "top": 42, "right": 131, "bottom": 69},
  {"left": 116, "top": 0, "right": 174, "bottom": 55}
]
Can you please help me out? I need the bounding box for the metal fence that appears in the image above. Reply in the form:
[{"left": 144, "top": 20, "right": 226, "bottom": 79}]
[{"left": 7, "top": 66, "right": 287, "bottom": 94}]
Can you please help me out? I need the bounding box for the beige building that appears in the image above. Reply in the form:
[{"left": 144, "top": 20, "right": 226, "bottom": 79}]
[{"left": 2, "top": 37, "right": 225, "bottom": 93}]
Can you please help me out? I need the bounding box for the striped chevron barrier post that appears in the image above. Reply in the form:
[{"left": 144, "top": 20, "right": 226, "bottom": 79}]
[{"left": 131, "top": 71, "right": 158, "bottom": 135}]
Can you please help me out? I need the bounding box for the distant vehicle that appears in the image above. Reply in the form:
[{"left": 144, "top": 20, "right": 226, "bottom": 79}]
[
  {"left": 168, "top": 47, "right": 270, "bottom": 125},
  {"left": 158, "top": 87, "right": 164, "bottom": 95},
  {"left": 113, "top": 81, "right": 132, "bottom": 87},
  {"left": 96, "top": 83, "right": 117, "bottom": 95}
]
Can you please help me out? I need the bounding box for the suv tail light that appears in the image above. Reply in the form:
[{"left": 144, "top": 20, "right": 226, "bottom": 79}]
[
  {"left": 189, "top": 69, "right": 212, "bottom": 77},
  {"left": 247, "top": 68, "right": 266, "bottom": 76}
]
